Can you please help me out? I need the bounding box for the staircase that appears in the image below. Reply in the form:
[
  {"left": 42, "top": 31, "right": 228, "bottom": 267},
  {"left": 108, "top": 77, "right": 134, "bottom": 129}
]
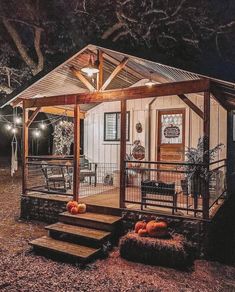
[{"left": 30, "top": 211, "right": 122, "bottom": 264}]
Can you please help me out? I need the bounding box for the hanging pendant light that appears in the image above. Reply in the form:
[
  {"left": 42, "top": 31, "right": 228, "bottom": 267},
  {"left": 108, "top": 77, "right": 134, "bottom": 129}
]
[
  {"left": 81, "top": 54, "right": 99, "bottom": 77},
  {"left": 145, "top": 70, "right": 156, "bottom": 87}
]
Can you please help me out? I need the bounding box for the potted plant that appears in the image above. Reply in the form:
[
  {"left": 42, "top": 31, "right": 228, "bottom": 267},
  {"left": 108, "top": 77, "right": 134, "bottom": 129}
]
[{"left": 182, "top": 136, "right": 224, "bottom": 197}]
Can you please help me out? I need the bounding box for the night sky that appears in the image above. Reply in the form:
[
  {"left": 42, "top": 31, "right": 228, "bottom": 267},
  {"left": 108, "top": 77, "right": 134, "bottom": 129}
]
[{"left": 0, "top": 0, "right": 234, "bottom": 157}]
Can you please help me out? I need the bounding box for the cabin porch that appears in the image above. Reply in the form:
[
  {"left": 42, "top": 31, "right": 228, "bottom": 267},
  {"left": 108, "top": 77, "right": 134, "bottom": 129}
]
[{"left": 25, "top": 155, "right": 227, "bottom": 219}]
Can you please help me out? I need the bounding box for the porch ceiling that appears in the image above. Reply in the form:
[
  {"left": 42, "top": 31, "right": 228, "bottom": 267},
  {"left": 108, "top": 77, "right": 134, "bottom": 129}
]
[{"left": 1, "top": 44, "right": 235, "bottom": 111}]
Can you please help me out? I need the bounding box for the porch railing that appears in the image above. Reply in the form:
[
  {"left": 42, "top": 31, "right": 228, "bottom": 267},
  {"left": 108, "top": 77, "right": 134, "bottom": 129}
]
[
  {"left": 25, "top": 156, "right": 119, "bottom": 198},
  {"left": 124, "top": 159, "right": 227, "bottom": 218}
]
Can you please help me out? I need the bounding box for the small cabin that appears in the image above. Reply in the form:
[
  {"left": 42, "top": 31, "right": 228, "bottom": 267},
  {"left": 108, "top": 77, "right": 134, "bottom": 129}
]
[{"left": 2, "top": 44, "right": 235, "bottom": 235}]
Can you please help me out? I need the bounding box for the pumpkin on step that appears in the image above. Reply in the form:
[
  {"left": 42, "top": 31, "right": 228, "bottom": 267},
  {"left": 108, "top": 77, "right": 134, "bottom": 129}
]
[
  {"left": 134, "top": 221, "right": 147, "bottom": 233},
  {"left": 138, "top": 228, "right": 148, "bottom": 237},
  {"left": 146, "top": 220, "right": 168, "bottom": 237},
  {"left": 70, "top": 206, "right": 79, "bottom": 215},
  {"left": 77, "top": 203, "right": 86, "bottom": 214},
  {"left": 66, "top": 200, "right": 78, "bottom": 212}
]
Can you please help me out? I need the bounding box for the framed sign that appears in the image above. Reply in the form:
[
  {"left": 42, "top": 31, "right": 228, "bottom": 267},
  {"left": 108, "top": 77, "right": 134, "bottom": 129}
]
[{"left": 164, "top": 125, "right": 180, "bottom": 139}]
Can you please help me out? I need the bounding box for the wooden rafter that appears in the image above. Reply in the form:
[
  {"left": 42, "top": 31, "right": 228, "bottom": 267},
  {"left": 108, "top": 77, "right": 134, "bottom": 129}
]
[
  {"left": 100, "top": 57, "right": 129, "bottom": 91},
  {"left": 178, "top": 94, "right": 203, "bottom": 119},
  {"left": 11, "top": 97, "right": 24, "bottom": 107},
  {"left": 70, "top": 66, "right": 95, "bottom": 91},
  {"left": 26, "top": 107, "right": 41, "bottom": 127},
  {"left": 97, "top": 50, "right": 104, "bottom": 90},
  {"left": 23, "top": 79, "right": 210, "bottom": 108}
]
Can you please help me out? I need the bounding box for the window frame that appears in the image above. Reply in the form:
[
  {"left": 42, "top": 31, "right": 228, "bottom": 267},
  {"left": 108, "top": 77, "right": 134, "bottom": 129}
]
[{"left": 104, "top": 111, "right": 130, "bottom": 142}]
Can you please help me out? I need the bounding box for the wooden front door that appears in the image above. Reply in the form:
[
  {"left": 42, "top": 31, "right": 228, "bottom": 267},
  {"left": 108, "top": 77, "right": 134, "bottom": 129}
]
[{"left": 157, "top": 109, "right": 185, "bottom": 163}]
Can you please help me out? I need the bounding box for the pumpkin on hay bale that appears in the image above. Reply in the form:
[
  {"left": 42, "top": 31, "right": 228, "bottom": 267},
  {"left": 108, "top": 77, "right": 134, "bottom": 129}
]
[{"left": 119, "top": 232, "right": 195, "bottom": 270}]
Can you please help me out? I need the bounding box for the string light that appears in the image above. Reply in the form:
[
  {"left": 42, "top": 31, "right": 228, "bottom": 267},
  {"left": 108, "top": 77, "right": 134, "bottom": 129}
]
[
  {"left": 14, "top": 116, "right": 22, "bottom": 124},
  {"left": 39, "top": 122, "right": 46, "bottom": 130},
  {"left": 6, "top": 124, "right": 12, "bottom": 131},
  {"left": 12, "top": 127, "right": 17, "bottom": 134},
  {"left": 33, "top": 129, "right": 41, "bottom": 138}
]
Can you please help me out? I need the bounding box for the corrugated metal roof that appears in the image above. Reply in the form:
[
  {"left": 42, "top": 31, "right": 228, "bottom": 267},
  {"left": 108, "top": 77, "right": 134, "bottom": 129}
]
[{"left": 1, "top": 44, "right": 235, "bottom": 110}]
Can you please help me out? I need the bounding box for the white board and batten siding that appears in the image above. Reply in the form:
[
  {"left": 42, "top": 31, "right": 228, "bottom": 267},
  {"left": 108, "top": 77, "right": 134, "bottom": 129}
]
[{"left": 84, "top": 94, "right": 227, "bottom": 165}]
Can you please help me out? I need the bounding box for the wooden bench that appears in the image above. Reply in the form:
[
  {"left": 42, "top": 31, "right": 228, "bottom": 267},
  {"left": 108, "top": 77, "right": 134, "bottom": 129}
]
[{"left": 141, "top": 180, "right": 177, "bottom": 214}]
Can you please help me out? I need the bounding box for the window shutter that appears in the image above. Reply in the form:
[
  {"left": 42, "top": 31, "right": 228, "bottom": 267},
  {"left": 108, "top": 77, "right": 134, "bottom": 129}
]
[{"left": 105, "top": 113, "right": 117, "bottom": 140}]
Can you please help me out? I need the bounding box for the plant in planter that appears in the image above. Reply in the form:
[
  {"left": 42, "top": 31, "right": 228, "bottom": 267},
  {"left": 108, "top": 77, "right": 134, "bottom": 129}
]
[{"left": 182, "top": 136, "right": 224, "bottom": 196}]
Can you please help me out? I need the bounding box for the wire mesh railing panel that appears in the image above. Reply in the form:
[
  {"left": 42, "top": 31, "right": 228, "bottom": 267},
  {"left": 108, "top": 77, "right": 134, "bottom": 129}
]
[
  {"left": 26, "top": 156, "right": 74, "bottom": 195},
  {"left": 26, "top": 156, "right": 119, "bottom": 200},
  {"left": 79, "top": 163, "right": 119, "bottom": 198},
  {"left": 124, "top": 160, "right": 208, "bottom": 217},
  {"left": 209, "top": 159, "right": 227, "bottom": 212}
]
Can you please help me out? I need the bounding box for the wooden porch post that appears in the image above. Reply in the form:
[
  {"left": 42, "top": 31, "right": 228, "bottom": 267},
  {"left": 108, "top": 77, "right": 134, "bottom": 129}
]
[
  {"left": 73, "top": 104, "right": 80, "bottom": 201},
  {"left": 120, "top": 100, "right": 127, "bottom": 208},
  {"left": 203, "top": 90, "right": 210, "bottom": 219},
  {"left": 22, "top": 101, "right": 29, "bottom": 195}
]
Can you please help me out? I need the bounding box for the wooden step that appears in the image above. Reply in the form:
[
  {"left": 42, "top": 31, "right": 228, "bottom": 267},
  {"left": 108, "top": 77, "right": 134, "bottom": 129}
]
[
  {"left": 59, "top": 211, "right": 122, "bottom": 231},
  {"left": 30, "top": 236, "right": 100, "bottom": 262},
  {"left": 46, "top": 222, "right": 111, "bottom": 246}
]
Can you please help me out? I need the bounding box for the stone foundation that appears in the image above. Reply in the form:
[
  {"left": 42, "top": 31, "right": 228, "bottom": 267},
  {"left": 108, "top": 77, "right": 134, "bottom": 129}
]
[
  {"left": 21, "top": 194, "right": 70, "bottom": 223},
  {"left": 20, "top": 194, "right": 210, "bottom": 257}
]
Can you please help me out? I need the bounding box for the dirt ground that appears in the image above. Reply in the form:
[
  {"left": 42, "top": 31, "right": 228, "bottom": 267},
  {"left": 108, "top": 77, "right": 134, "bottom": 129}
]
[{"left": 0, "top": 165, "right": 235, "bottom": 292}]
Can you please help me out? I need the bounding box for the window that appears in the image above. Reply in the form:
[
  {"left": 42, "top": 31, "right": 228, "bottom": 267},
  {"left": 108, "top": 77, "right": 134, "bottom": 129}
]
[{"left": 104, "top": 112, "right": 130, "bottom": 141}]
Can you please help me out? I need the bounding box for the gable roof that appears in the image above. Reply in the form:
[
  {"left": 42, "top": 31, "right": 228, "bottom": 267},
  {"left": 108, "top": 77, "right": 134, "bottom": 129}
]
[{"left": 1, "top": 44, "right": 235, "bottom": 110}]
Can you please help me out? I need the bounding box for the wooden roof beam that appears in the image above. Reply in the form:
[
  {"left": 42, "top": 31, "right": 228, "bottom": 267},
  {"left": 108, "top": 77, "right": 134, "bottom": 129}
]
[
  {"left": 100, "top": 57, "right": 129, "bottom": 91},
  {"left": 178, "top": 94, "right": 203, "bottom": 119},
  {"left": 26, "top": 107, "right": 41, "bottom": 127},
  {"left": 40, "top": 106, "right": 85, "bottom": 119},
  {"left": 23, "top": 79, "right": 210, "bottom": 108},
  {"left": 97, "top": 50, "right": 104, "bottom": 90},
  {"left": 70, "top": 66, "right": 95, "bottom": 91}
]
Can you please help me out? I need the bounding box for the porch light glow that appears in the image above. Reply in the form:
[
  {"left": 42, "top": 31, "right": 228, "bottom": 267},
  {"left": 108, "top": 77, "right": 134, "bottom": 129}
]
[
  {"left": 145, "top": 79, "right": 156, "bottom": 87},
  {"left": 145, "top": 70, "right": 156, "bottom": 87},
  {"left": 81, "top": 55, "right": 99, "bottom": 77}
]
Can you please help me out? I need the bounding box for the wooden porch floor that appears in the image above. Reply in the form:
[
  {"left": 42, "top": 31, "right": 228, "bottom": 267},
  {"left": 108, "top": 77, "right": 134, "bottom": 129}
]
[{"left": 27, "top": 184, "right": 224, "bottom": 219}]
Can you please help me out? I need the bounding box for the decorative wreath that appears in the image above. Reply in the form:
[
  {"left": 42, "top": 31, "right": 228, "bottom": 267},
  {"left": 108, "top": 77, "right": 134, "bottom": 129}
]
[
  {"left": 53, "top": 121, "right": 74, "bottom": 155},
  {"left": 132, "top": 140, "right": 145, "bottom": 160}
]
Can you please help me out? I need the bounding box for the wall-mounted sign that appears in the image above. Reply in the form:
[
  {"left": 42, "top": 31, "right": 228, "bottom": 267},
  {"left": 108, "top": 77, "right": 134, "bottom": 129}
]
[
  {"left": 136, "top": 122, "right": 143, "bottom": 133},
  {"left": 164, "top": 125, "right": 180, "bottom": 138}
]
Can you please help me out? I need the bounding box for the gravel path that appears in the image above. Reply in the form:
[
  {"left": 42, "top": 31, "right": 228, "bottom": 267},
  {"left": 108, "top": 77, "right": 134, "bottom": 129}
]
[{"left": 0, "top": 165, "right": 235, "bottom": 292}]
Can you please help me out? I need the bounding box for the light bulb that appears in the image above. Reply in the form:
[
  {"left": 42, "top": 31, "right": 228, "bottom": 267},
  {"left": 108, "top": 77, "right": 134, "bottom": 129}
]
[
  {"left": 145, "top": 80, "right": 156, "bottom": 87},
  {"left": 39, "top": 122, "right": 46, "bottom": 130},
  {"left": 6, "top": 124, "right": 12, "bottom": 131},
  {"left": 14, "top": 116, "right": 22, "bottom": 124},
  {"left": 59, "top": 120, "right": 63, "bottom": 125},
  {"left": 33, "top": 129, "right": 41, "bottom": 138},
  {"left": 12, "top": 127, "right": 17, "bottom": 134}
]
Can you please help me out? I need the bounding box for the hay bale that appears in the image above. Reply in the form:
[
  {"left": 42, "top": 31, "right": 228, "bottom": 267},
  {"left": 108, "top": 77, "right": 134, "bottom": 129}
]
[{"left": 119, "top": 232, "right": 194, "bottom": 269}]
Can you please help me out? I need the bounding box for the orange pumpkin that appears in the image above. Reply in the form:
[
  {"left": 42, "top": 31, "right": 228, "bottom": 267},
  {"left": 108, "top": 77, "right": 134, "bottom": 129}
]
[
  {"left": 77, "top": 203, "right": 86, "bottom": 214},
  {"left": 146, "top": 220, "right": 168, "bottom": 237},
  {"left": 138, "top": 228, "right": 148, "bottom": 237},
  {"left": 70, "top": 206, "right": 79, "bottom": 215},
  {"left": 66, "top": 200, "right": 78, "bottom": 212},
  {"left": 134, "top": 221, "right": 147, "bottom": 233}
]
